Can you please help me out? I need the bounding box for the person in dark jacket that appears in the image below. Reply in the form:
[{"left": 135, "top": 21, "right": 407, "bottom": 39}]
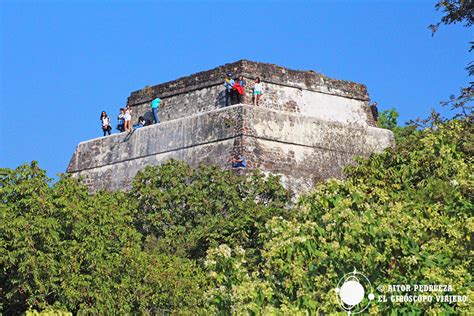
[
  {"left": 133, "top": 116, "right": 146, "bottom": 129},
  {"left": 370, "top": 102, "right": 379, "bottom": 123}
]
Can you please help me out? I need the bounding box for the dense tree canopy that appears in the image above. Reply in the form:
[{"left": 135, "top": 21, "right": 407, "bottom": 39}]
[
  {"left": 129, "top": 161, "right": 291, "bottom": 261},
  {"left": 204, "top": 116, "right": 473, "bottom": 314},
  {"left": 0, "top": 164, "right": 208, "bottom": 314}
]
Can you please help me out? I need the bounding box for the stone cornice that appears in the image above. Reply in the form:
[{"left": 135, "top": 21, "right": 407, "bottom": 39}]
[{"left": 126, "top": 60, "right": 369, "bottom": 107}]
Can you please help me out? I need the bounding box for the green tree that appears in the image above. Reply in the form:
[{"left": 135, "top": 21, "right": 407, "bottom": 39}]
[
  {"left": 377, "top": 108, "right": 399, "bottom": 130},
  {"left": 431, "top": 0, "right": 473, "bottom": 116},
  {"left": 129, "top": 160, "right": 292, "bottom": 262},
  {"left": 0, "top": 163, "right": 208, "bottom": 314},
  {"left": 431, "top": 0, "right": 473, "bottom": 29},
  {"left": 378, "top": 107, "right": 417, "bottom": 143},
  {"left": 205, "top": 116, "right": 473, "bottom": 314}
]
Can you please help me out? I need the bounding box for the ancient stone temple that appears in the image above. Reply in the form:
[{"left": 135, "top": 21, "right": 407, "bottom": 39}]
[{"left": 67, "top": 60, "right": 394, "bottom": 193}]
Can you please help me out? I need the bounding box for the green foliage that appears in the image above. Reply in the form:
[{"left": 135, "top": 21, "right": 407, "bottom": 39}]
[
  {"left": 0, "top": 160, "right": 291, "bottom": 314},
  {"left": 430, "top": 0, "right": 473, "bottom": 117},
  {"left": 130, "top": 160, "right": 292, "bottom": 261},
  {"left": 0, "top": 163, "right": 207, "bottom": 314},
  {"left": 2, "top": 117, "right": 472, "bottom": 314},
  {"left": 378, "top": 108, "right": 399, "bottom": 130},
  {"left": 26, "top": 308, "right": 72, "bottom": 316},
  {"left": 378, "top": 107, "right": 417, "bottom": 144},
  {"left": 205, "top": 117, "right": 473, "bottom": 314},
  {"left": 433, "top": 0, "right": 473, "bottom": 28}
]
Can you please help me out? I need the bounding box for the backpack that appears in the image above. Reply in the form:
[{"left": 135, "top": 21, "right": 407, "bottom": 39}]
[{"left": 233, "top": 82, "right": 244, "bottom": 95}]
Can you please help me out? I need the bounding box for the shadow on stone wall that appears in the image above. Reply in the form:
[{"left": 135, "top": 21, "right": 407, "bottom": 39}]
[
  {"left": 215, "top": 90, "right": 226, "bottom": 108},
  {"left": 143, "top": 111, "right": 155, "bottom": 125}
]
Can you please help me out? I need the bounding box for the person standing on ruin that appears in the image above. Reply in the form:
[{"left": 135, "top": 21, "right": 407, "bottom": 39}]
[
  {"left": 370, "top": 101, "right": 379, "bottom": 124},
  {"left": 237, "top": 75, "right": 246, "bottom": 104},
  {"left": 224, "top": 73, "right": 235, "bottom": 106},
  {"left": 253, "top": 77, "right": 263, "bottom": 106},
  {"left": 117, "top": 108, "right": 125, "bottom": 132},
  {"left": 124, "top": 105, "right": 132, "bottom": 132},
  {"left": 151, "top": 96, "right": 161, "bottom": 124},
  {"left": 100, "top": 111, "right": 112, "bottom": 136}
]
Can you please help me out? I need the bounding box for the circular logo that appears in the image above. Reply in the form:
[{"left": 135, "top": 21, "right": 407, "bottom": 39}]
[{"left": 335, "top": 268, "right": 374, "bottom": 314}]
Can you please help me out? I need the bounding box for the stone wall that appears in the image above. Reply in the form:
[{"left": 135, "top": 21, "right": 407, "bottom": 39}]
[
  {"left": 130, "top": 81, "right": 373, "bottom": 128},
  {"left": 237, "top": 106, "right": 392, "bottom": 192},
  {"left": 68, "top": 106, "right": 244, "bottom": 191},
  {"left": 68, "top": 105, "right": 393, "bottom": 193},
  {"left": 127, "top": 60, "right": 368, "bottom": 105},
  {"left": 126, "top": 60, "right": 376, "bottom": 127}
]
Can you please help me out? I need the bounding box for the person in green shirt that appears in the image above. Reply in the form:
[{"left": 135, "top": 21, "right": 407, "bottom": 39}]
[{"left": 151, "top": 97, "right": 161, "bottom": 124}]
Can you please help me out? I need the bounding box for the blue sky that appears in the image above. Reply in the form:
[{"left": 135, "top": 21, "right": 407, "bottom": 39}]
[{"left": 0, "top": 0, "right": 471, "bottom": 179}]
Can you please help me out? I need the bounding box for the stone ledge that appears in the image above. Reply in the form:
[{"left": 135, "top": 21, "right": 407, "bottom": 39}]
[
  {"left": 70, "top": 138, "right": 239, "bottom": 192},
  {"left": 241, "top": 106, "right": 393, "bottom": 155},
  {"left": 68, "top": 104, "right": 393, "bottom": 175},
  {"left": 67, "top": 105, "right": 244, "bottom": 173},
  {"left": 126, "top": 60, "right": 369, "bottom": 107}
]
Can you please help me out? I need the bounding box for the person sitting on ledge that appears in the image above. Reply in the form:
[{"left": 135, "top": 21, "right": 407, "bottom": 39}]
[
  {"left": 231, "top": 154, "right": 247, "bottom": 168},
  {"left": 224, "top": 73, "right": 235, "bottom": 106},
  {"left": 133, "top": 116, "right": 146, "bottom": 129}
]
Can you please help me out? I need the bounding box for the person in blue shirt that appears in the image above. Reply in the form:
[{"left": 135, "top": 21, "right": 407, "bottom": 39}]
[
  {"left": 151, "top": 97, "right": 161, "bottom": 124},
  {"left": 224, "top": 73, "right": 235, "bottom": 106},
  {"left": 117, "top": 108, "right": 125, "bottom": 132},
  {"left": 231, "top": 154, "right": 247, "bottom": 168}
]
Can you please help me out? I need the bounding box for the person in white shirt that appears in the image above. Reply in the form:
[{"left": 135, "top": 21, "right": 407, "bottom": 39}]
[
  {"left": 253, "top": 77, "right": 263, "bottom": 106},
  {"left": 100, "top": 111, "right": 112, "bottom": 136},
  {"left": 124, "top": 106, "right": 132, "bottom": 132}
]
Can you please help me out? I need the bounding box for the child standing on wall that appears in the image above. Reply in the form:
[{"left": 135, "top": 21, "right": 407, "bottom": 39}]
[{"left": 253, "top": 77, "right": 263, "bottom": 106}]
